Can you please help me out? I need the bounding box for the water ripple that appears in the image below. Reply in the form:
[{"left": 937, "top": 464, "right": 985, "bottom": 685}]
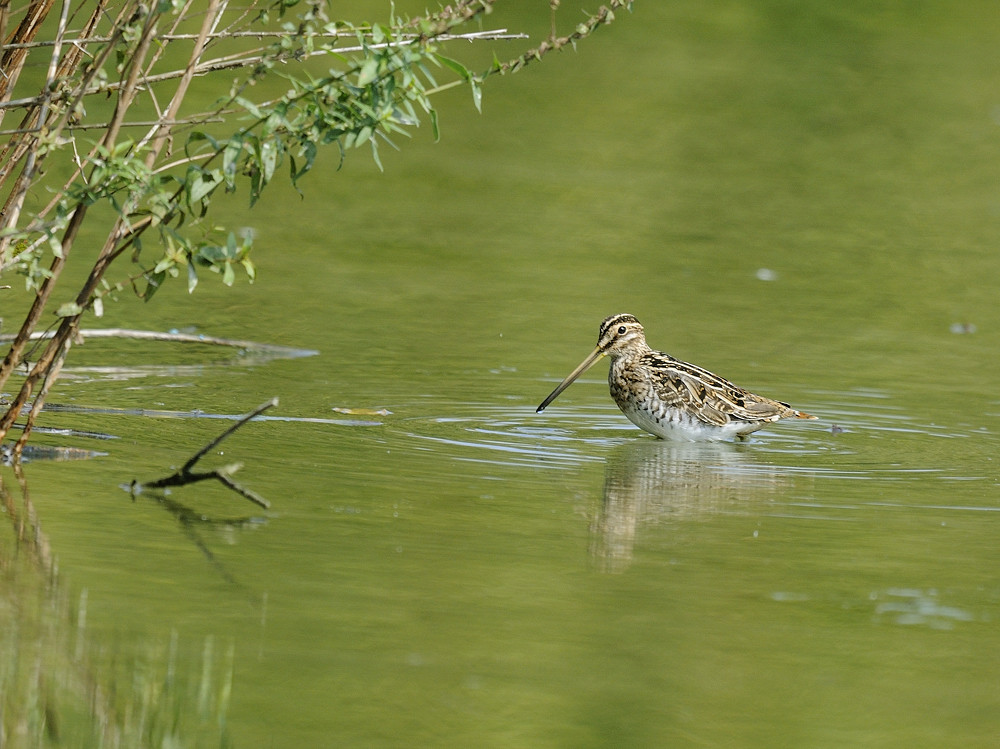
[{"left": 379, "top": 390, "right": 1000, "bottom": 492}]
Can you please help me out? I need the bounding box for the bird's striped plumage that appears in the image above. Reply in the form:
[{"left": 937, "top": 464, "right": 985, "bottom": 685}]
[{"left": 537, "top": 313, "right": 816, "bottom": 441}]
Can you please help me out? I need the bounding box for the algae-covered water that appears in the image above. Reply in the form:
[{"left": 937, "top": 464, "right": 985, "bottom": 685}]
[{"left": 3, "top": 2, "right": 1000, "bottom": 746}]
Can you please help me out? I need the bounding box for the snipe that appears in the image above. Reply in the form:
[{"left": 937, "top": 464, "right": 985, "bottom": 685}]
[{"left": 537, "top": 313, "right": 816, "bottom": 441}]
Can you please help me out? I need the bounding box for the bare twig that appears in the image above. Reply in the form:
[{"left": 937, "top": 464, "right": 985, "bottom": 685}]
[
  {"left": 0, "top": 116, "right": 226, "bottom": 137},
  {"left": 0, "top": 26, "right": 520, "bottom": 52},
  {"left": 132, "top": 398, "right": 277, "bottom": 509},
  {"left": 0, "top": 29, "right": 527, "bottom": 113}
]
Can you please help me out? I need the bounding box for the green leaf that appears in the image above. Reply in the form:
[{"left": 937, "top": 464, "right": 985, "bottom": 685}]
[
  {"left": 358, "top": 57, "right": 379, "bottom": 86},
  {"left": 186, "top": 130, "right": 219, "bottom": 155},
  {"left": 241, "top": 258, "right": 257, "bottom": 282},
  {"left": 143, "top": 271, "right": 166, "bottom": 301},
  {"left": 370, "top": 138, "right": 383, "bottom": 171},
  {"left": 187, "top": 167, "right": 223, "bottom": 204},
  {"left": 260, "top": 139, "right": 278, "bottom": 184},
  {"left": 290, "top": 141, "right": 317, "bottom": 188},
  {"left": 187, "top": 260, "right": 199, "bottom": 294},
  {"left": 56, "top": 302, "right": 84, "bottom": 317},
  {"left": 249, "top": 167, "right": 262, "bottom": 207},
  {"left": 235, "top": 96, "right": 264, "bottom": 119},
  {"left": 470, "top": 78, "right": 482, "bottom": 113},
  {"left": 433, "top": 54, "right": 470, "bottom": 80},
  {"left": 416, "top": 62, "right": 439, "bottom": 89},
  {"left": 223, "top": 136, "right": 244, "bottom": 183},
  {"left": 430, "top": 108, "right": 440, "bottom": 142},
  {"left": 110, "top": 138, "right": 135, "bottom": 159},
  {"left": 153, "top": 256, "right": 175, "bottom": 273}
]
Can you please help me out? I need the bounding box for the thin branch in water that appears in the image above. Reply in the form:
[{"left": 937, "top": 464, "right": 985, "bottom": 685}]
[
  {"left": 131, "top": 398, "right": 278, "bottom": 509},
  {"left": 182, "top": 397, "right": 276, "bottom": 474}
]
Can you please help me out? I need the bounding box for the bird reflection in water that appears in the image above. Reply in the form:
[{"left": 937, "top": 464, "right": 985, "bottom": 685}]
[{"left": 590, "top": 441, "right": 786, "bottom": 572}]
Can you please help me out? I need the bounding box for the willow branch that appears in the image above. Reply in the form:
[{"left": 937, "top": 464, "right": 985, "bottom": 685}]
[
  {"left": 0, "top": 0, "right": 71, "bottom": 257},
  {"left": 0, "top": 202, "right": 87, "bottom": 397},
  {"left": 0, "top": 3, "right": 163, "bottom": 433},
  {"left": 490, "top": 1, "right": 631, "bottom": 75},
  {"left": 137, "top": 0, "right": 222, "bottom": 160},
  {"left": 0, "top": 0, "right": 55, "bottom": 112},
  {"left": 0, "top": 29, "right": 524, "bottom": 113},
  {"left": 12, "top": 333, "right": 70, "bottom": 455}
]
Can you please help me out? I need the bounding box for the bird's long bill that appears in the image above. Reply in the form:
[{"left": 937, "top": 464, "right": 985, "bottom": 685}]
[{"left": 536, "top": 346, "right": 606, "bottom": 413}]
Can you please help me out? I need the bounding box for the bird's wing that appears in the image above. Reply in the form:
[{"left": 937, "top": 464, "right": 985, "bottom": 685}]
[{"left": 641, "top": 354, "right": 791, "bottom": 426}]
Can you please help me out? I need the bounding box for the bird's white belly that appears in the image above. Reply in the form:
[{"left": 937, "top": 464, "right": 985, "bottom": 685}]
[{"left": 618, "top": 401, "right": 760, "bottom": 442}]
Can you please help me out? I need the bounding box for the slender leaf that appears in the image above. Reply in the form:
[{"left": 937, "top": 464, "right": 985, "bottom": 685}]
[{"left": 433, "top": 54, "right": 470, "bottom": 80}]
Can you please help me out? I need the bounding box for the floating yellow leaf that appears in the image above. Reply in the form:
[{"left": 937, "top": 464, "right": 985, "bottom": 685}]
[{"left": 332, "top": 407, "right": 391, "bottom": 416}]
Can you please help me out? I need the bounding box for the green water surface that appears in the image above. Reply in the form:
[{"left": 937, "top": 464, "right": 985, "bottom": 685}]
[{"left": 3, "top": 2, "right": 1000, "bottom": 746}]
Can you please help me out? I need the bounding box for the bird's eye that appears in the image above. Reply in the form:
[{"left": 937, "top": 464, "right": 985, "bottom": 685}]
[{"left": 617, "top": 326, "right": 627, "bottom": 334}]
